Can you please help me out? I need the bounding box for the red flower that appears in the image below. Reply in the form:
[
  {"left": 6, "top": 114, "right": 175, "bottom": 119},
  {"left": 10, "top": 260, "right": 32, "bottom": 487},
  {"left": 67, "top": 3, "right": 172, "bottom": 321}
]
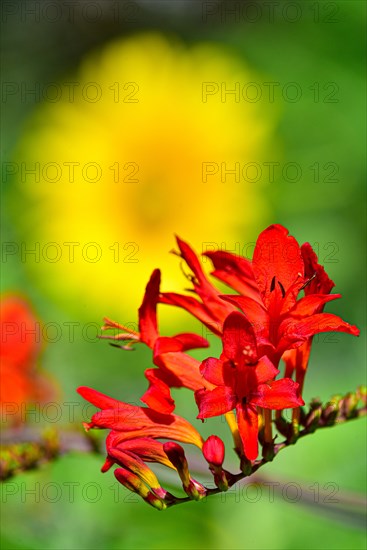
[
  {"left": 78, "top": 225, "right": 361, "bottom": 508},
  {"left": 161, "top": 226, "right": 359, "bottom": 366},
  {"left": 223, "top": 226, "right": 359, "bottom": 364},
  {"left": 0, "top": 295, "right": 56, "bottom": 424},
  {"left": 195, "top": 312, "right": 304, "bottom": 460}
]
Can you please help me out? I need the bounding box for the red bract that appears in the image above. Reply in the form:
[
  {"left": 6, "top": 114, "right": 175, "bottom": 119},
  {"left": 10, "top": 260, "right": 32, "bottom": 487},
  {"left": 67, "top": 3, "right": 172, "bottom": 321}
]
[{"left": 195, "top": 312, "right": 303, "bottom": 460}]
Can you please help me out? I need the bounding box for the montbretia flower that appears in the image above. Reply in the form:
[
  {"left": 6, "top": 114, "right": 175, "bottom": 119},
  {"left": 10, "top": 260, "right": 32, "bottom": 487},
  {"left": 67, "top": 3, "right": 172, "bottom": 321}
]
[
  {"left": 162, "top": 225, "right": 359, "bottom": 366},
  {"left": 195, "top": 312, "right": 303, "bottom": 460},
  {"left": 77, "top": 224, "right": 361, "bottom": 509}
]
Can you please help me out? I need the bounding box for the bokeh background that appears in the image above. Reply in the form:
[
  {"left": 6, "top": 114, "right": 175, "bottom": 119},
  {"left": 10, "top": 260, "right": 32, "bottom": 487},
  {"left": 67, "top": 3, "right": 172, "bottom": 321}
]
[{"left": 1, "top": 1, "right": 366, "bottom": 549}]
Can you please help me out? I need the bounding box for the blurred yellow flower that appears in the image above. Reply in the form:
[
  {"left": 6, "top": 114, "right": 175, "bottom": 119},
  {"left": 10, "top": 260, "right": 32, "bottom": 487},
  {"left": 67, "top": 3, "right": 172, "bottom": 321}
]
[{"left": 12, "top": 33, "right": 275, "bottom": 320}]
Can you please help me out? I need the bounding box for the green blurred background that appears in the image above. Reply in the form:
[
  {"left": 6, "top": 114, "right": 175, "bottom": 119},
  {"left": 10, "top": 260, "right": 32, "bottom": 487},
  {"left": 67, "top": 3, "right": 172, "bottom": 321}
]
[{"left": 1, "top": 1, "right": 366, "bottom": 549}]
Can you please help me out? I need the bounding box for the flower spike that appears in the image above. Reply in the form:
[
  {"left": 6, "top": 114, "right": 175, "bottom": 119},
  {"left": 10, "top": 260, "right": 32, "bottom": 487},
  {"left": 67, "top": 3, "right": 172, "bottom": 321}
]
[{"left": 77, "top": 224, "right": 362, "bottom": 510}]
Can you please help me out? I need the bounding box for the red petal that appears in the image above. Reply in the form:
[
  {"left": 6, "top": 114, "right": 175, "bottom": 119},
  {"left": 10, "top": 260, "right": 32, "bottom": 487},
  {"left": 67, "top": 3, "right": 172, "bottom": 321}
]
[
  {"left": 141, "top": 369, "right": 175, "bottom": 414},
  {"left": 222, "top": 312, "right": 258, "bottom": 364},
  {"left": 138, "top": 269, "right": 160, "bottom": 348},
  {"left": 176, "top": 236, "right": 220, "bottom": 295},
  {"left": 251, "top": 378, "right": 304, "bottom": 409},
  {"left": 160, "top": 292, "right": 222, "bottom": 335},
  {"left": 119, "top": 437, "right": 175, "bottom": 469},
  {"left": 220, "top": 295, "right": 268, "bottom": 326},
  {"left": 278, "top": 313, "right": 360, "bottom": 353},
  {"left": 200, "top": 357, "right": 225, "bottom": 386},
  {"left": 252, "top": 225, "right": 304, "bottom": 306},
  {"left": 172, "top": 333, "right": 209, "bottom": 351},
  {"left": 254, "top": 356, "right": 279, "bottom": 385},
  {"left": 287, "top": 294, "right": 341, "bottom": 318},
  {"left": 196, "top": 387, "right": 236, "bottom": 419},
  {"left": 77, "top": 386, "right": 122, "bottom": 410},
  {"left": 155, "top": 351, "right": 213, "bottom": 392},
  {"left": 202, "top": 435, "right": 225, "bottom": 466},
  {"left": 153, "top": 334, "right": 209, "bottom": 357},
  {"left": 79, "top": 388, "right": 203, "bottom": 446},
  {"left": 171, "top": 237, "right": 236, "bottom": 328},
  {"left": 236, "top": 403, "right": 258, "bottom": 461},
  {"left": 92, "top": 406, "right": 203, "bottom": 447},
  {"left": 301, "top": 242, "right": 335, "bottom": 295},
  {"left": 203, "top": 250, "right": 261, "bottom": 302}
]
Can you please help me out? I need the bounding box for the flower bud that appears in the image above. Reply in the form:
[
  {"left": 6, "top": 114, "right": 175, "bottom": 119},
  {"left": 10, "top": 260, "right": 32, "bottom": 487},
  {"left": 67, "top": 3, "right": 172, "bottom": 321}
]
[
  {"left": 341, "top": 392, "right": 358, "bottom": 419},
  {"left": 321, "top": 395, "right": 341, "bottom": 426},
  {"left": 163, "top": 442, "right": 190, "bottom": 486},
  {"left": 114, "top": 468, "right": 166, "bottom": 510},
  {"left": 203, "top": 436, "right": 225, "bottom": 468},
  {"left": 163, "top": 442, "right": 206, "bottom": 500},
  {"left": 203, "top": 436, "right": 228, "bottom": 491},
  {"left": 305, "top": 406, "right": 322, "bottom": 432},
  {"left": 357, "top": 385, "right": 367, "bottom": 404}
]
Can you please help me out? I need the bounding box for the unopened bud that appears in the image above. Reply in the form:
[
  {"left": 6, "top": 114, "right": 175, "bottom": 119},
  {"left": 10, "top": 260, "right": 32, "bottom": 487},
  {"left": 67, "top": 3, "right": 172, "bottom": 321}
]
[
  {"left": 305, "top": 406, "right": 322, "bottom": 432},
  {"left": 203, "top": 435, "right": 225, "bottom": 467},
  {"left": 341, "top": 392, "right": 359, "bottom": 419},
  {"left": 163, "top": 442, "right": 190, "bottom": 486},
  {"left": 309, "top": 398, "right": 322, "bottom": 410},
  {"left": 186, "top": 478, "right": 207, "bottom": 500},
  {"left": 322, "top": 395, "right": 341, "bottom": 426},
  {"left": 114, "top": 468, "right": 166, "bottom": 510},
  {"left": 203, "top": 436, "right": 228, "bottom": 491},
  {"left": 275, "top": 415, "right": 291, "bottom": 437},
  {"left": 163, "top": 442, "right": 206, "bottom": 500},
  {"left": 357, "top": 385, "right": 366, "bottom": 404}
]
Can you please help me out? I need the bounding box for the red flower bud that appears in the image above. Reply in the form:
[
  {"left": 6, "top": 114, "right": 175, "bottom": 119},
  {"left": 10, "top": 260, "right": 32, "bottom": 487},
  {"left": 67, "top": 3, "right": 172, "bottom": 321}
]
[
  {"left": 203, "top": 435, "right": 225, "bottom": 467},
  {"left": 163, "top": 442, "right": 190, "bottom": 485}
]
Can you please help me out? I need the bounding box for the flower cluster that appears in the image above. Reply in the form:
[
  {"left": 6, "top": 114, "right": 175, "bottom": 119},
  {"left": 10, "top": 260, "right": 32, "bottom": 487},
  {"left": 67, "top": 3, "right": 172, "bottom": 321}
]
[{"left": 78, "top": 224, "right": 360, "bottom": 509}]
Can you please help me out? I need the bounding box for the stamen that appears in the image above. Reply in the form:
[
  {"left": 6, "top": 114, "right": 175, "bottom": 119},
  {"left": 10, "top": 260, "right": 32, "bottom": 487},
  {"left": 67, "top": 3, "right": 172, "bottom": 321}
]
[
  {"left": 278, "top": 281, "right": 286, "bottom": 298},
  {"left": 270, "top": 276, "right": 276, "bottom": 292},
  {"left": 179, "top": 261, "right": 197, "bottom": 284},
  {"left": 300, "top": 273, "right": 317, "bottom": 290}
]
